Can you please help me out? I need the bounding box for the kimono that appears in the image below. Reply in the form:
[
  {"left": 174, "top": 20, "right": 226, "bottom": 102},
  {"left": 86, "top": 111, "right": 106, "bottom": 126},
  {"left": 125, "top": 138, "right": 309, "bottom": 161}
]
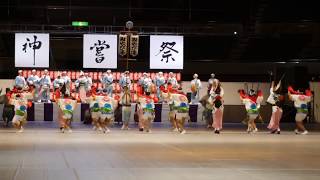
[
  {"left": 155, "top": 75, "right": 166, "bottom": 100},
  {"left": 15, "top": 76, "right": 26, "bottom": 90},
  {"left": 288, "top": 87, "right": 312, "bottom": 122},
  {"left": 39, "top": 75, "right": 51, "bottom": 102},
  {"left": 190, "top": 78, "right": 202, "bottom": 104},
  {"left": 27, "top": 75, "right": 40, "bottom": 101},
  {"left": 11, "top": 98, "right": 28, "bottom": 124},
  {"left": 267, "top": 87, "right": 283, "bottom": 132},
  {"left": 209, "top": 87, "right": 224, "bottom": 131},
  {"left": 101, "top": 74, "right": 113, "bottom": 96},
  {"left": 75, "top": 76, "right": 88, "bottom": 102}
]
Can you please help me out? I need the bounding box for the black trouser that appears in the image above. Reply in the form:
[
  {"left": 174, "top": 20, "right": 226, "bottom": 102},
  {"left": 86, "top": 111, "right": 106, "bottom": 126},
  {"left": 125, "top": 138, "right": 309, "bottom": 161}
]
[{"left": 2, "top": 106, "right": 14, "bottom": 126}]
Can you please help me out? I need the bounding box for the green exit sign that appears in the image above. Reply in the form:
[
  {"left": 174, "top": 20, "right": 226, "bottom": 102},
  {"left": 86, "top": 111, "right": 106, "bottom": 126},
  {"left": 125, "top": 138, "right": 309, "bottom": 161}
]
[{"left": 72, "top": 21, "right": 89, "bottom": 27}]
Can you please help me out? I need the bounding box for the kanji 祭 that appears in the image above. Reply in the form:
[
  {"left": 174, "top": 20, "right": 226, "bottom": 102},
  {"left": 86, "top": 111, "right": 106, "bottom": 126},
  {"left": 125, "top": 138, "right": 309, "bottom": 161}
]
[{"left": 156, "top": 41, "right": 179, "bottom": 63}]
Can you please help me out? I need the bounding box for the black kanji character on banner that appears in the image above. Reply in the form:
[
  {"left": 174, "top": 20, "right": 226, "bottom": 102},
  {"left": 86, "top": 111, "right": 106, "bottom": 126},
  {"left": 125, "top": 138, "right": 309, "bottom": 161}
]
[
  {"left": 156, "top": 42, "right": 179, "bottom": 63},
  {"left": 22, "top": 35, "right": 42, "bottom": 65},
  {"left": 90, "top": 40, "right": 110, "bottom": 63}
]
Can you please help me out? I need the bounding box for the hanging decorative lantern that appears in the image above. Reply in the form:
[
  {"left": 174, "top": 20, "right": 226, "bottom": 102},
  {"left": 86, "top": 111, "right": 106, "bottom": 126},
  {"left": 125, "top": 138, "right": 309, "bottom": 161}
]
[
  {"left": 119, "top": 34, "right": 128, "bottom": 56},
  {"left": 130, "top": 34, "right": 139, "bottom": 57}
]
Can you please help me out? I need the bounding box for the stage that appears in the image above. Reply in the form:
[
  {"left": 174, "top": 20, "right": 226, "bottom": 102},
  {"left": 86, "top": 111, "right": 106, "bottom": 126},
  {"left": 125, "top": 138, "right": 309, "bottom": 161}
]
[{"left": 1, "top": 123, "right": 320, "bottom": 180}]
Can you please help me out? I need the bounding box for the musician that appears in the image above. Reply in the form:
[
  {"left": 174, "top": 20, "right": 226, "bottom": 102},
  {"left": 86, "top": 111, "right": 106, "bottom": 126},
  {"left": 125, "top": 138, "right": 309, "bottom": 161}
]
[
  {"left": 39, "top": 69, "right": 51, "bottom": 103},
  {"left": 154, "top": 72, "right": 166, "bottom": 101},
  {"left": 142, "top": 73, "right": 153, "bottom": 94},
  {"left": 190, "top": 74, "right": 202, "bottom": 104},
  {"left": 27, "top": 69, "right": 40, "bottom": 101},
  {"left": 208, "top": 73, "right": 217, "bottom": 94},
  {"left": 100, "top": 70, "right": 113, "bottom": 96},
  {"left": 75, "top": 71, "right": 88, "bottom": 102},
  {"left": 84, "top": 72, "right": 92, "bottom": 93},
  {"left": 53, "top": 72, "right": 65, "bottom": 99},
  {"left": 61, "top": 71, "right": 71, "bottom": 97},
  {"left": 167, "top": 72, "right": 178, "bottom": 89},
  {"left": 15, "top": 70, "right": 27, "bottom": 91},
  {"left": 119, "top": 71, "right": 131, "bottom": 93}
]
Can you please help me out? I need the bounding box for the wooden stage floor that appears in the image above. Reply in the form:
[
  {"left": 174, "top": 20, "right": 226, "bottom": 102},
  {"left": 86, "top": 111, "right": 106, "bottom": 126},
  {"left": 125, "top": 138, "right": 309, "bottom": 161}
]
[{"left": 0, "top": 124, "right": 320, "bottom": 180}]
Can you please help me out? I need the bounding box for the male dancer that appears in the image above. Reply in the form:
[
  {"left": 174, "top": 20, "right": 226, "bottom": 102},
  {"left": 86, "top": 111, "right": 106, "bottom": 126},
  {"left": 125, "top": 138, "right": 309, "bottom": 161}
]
[{"left": 288, "top": 86, "right": 312, "bottom": 135}]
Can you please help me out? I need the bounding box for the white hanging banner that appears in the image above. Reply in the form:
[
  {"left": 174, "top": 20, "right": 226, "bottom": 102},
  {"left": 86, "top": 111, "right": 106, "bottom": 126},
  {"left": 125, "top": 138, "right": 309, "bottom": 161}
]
[
  {"left": 15, "top": 33, "right": 50, "bottom": 67},
  {"left": 150, "top": 35, "right": 183, "bottom": 69},
  {"left": 83, "top": 34, "right": 117, "bottom": 69}
]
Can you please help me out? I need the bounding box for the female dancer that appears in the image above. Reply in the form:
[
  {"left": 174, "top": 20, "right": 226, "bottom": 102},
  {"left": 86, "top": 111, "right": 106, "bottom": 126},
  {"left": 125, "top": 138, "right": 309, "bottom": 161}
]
[
  {"left": 209, "top": 79, "right": 224, "bottom": 134},
  {"left": 267, "top": 80, "right": 283, "bottom": 134}
]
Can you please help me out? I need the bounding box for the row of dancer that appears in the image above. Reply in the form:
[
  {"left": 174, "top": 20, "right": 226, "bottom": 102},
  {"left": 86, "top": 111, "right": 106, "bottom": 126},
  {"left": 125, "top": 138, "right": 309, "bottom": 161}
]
[
  {"left": 199, "top": 74, "right": 312, "bottom": 135},
  {"left": 9, "top": 71, "right": 312, "bottom": 135}
]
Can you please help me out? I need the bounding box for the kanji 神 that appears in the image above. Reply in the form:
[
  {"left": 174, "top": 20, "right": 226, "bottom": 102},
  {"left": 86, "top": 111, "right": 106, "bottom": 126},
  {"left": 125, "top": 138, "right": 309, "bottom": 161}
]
[{"left": 22, "top": 35, "right": 42, "bottom": 65}]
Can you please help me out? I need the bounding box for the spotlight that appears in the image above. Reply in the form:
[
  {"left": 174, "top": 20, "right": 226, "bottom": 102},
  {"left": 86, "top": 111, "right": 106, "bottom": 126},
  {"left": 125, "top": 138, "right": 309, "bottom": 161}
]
[{"left": 233, "top": 31, "right": 237, "bottom": 35}]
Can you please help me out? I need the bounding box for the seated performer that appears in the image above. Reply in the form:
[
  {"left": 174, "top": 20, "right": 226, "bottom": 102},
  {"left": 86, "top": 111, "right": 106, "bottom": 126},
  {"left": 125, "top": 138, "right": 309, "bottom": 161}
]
[
  {"left": 190, "top": 74, "right": 202, "bottom": 104},
  {"left": 137, "top": 92, "right": 156, "bottom": 133},
  {"left": 154, "top": 72, "right": 166, "bottom": 102},
  {"left": 120, "top": 86, "right": 132, "bottom": 130},
  {"left": 75, "top": 71, "right": 88, "bottom": 102},
  {"left": 56, "top": 97, "right": 77, "bottom": 133},
  {"left": 238, "top": 89, "right": 263, "bottom": 133},
  {"left": 9, "top": 94, "right": 31, "bottom": 133},
  {"left": 15, "top": 70, "right": 26, "bottom": 91},
  {"left": 100, "top": 70, "right": 113, "bottom": 97},
  {"left": 267, "top": 80, "right": 283, "bottom": 134},
  {"left": 27, "top": 69, "right": 40, "bottom": 101},
  {"left": 39, "top": 69, "right": 51, "bottom": 103},
  {"left": 208, "top": 79, "right": 224, "bottom": 134},
  {"left": 161, "top": 87, "right": 189, "bottom": 134},
  {"left": 61, "top": 71, "right": 71, "bottom": 97},
  {"left": 288, "top": 86, "right": 312, "bottom": 135}
]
